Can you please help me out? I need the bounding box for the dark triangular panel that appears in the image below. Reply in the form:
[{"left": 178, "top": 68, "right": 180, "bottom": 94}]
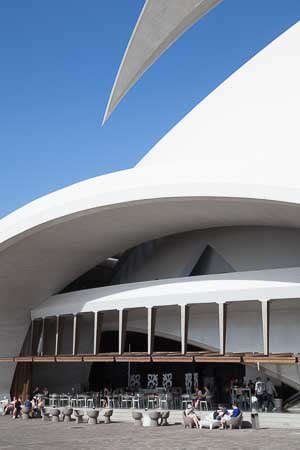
[{"left": 190, "top": 245, "right": 234, "bottom": 276}]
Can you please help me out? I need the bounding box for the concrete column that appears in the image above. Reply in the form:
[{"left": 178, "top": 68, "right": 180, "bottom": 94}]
[
  {"left": 40, "top": 318, "right": 45, "bottom": 356},
  {"left": 118, "top": 309, "right": 128, "bottom": 355},
  {"left": 181, "top": 304, "right": 189, "bottom": 355},
  {"left": 261, "top": 300, "right": 270, "bottom": 356},
  {"left": 55, "top": 316, "right": 60, "bottom": 356},
  {"left": 218, "top": 302, "right": 227, "bottom": 355},
  {"left": 147, "top": 307, "right": 156, "bottom": 355},
  {"left": 72, "top": 314, "right": 78, "bottom": 356},
  {"left": 93, "top": 311, "right": 104, "bottom": 355}
]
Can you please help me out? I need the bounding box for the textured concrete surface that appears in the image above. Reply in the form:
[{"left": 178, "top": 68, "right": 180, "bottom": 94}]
[{"left": 1, "top": 416, "right": 300, "bottom": 450}]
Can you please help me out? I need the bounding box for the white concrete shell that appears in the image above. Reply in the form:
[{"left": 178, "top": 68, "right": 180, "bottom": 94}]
[
  {"left": 103, "top": 0, "right": 222, "bottom": 122},
  {"left": 0, "top": 20, "right": 299, "bottom": 393}
]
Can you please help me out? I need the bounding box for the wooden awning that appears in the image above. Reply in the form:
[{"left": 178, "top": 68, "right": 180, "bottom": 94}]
[{"left": 1, "top": 352, "right": 298, "bottom": 364}]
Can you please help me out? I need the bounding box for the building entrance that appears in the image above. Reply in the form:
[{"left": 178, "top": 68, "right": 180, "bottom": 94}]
[{"left": 89, "top": 361, "right": 245, "bottom": 406}]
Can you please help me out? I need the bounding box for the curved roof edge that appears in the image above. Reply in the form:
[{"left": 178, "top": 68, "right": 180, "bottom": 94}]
[
  {"left": 102, "top": 0, "right": 222, "bottom": 123},
  {"left": 31, "top": 266, "right": 300, "bottom": 318},
  {"left": 2, "top": 165, "right": 300, "bottom": 252}
]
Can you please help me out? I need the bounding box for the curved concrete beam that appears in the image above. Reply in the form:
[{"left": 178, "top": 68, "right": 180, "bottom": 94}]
[
  {"left": 103, "top": 0, "right": 222, "bottom": 123},
  {"left": 31, "top": 267, "right": 300, "bottom": 318}
]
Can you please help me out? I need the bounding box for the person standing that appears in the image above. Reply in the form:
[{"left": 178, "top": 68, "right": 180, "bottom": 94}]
[
  {"left": 255, "top": 377, "right": 265, "bottom": 411},
  {"left": 204, "top": 386, "right": 213, "bottom": 409},
  {"left": 265, "top": 377, "right": 277, "bottom": 411}
]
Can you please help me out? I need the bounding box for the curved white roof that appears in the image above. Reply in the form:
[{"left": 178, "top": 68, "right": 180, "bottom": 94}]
[
  {"left": 138, "top": 21, "right": 300, "bottom": 188},
  {"left": 103, "top": 0, "right": 222, "bottom": 123}
]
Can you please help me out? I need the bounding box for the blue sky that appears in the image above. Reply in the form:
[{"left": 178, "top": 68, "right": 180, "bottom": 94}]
[{"left": 0, "top": 0, "right": 299, "bottom": 218}]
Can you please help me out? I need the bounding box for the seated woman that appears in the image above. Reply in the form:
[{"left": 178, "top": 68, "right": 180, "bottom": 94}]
[
  {"left": 101, "top": 386, "right": 110, "bottom": 408},
  {"left": 219, "top": 403, "right": 241, "bottom": 429},
  {"left": 4, "top": 399, "right": 14, "bottom": 415},
  {"left": 12, "top": 397, "right": 22, "bottom": 419},
  {"left": 37, "top": 398, "right": 45, "bottom": 411},
  {"left": 185, "top": 404, "right": 201, "bottom": 428},
  {"left": 193, "top": 388, "right": 205, "bottom": 409}
]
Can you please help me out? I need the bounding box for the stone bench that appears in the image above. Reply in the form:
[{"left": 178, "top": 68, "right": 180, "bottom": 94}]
[
  {"left": 149, "top": 411, "right": 161, "bottom": 427},
  {"left": 22, "top": 406, "right": 31, "bottom": 420},
  {"left": 199, "top": 419, "right": 220, "bottom": 430},
  {"left": 132, "top": 411, "right": 143, "bottom": 426},
  {"left": 87, "top": 409, "right": 99, "bottom": 425},
  {"left": 103, "top": 409, "right": 113, "bottom": 424},
  {"left": 50, "top": 408, "right": 60, "bottom": 422},
  {"left": 41, "top": 410, "right": 51, "bottom": 422},
  {"left": 63, "top": 407, "right": 73, "bottom": 422},
  {"left": 74, "top": 409, "right": 84, "bottom": 424}
]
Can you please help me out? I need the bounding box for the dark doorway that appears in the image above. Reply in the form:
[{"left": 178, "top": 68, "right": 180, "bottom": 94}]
[{"left": 89, "top": 360, "right": 245, "bottom": 405}]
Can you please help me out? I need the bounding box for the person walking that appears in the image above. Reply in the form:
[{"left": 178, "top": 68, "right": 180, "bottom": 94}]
[
  {"left": 255, "top": 377, "right": 265, "bottom": 411},
  {"left": 265, "top": 377, "right": 277, "bottom": 411}
]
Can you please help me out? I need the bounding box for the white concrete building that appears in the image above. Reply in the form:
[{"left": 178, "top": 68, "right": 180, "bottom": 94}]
[{"left": 0, "top": 2, "right": 300, "bottom": 402}]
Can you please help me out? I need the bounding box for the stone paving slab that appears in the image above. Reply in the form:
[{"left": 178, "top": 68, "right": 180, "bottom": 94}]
[{"left": 1, "top": 416, "right": 300, "bottom": 450}]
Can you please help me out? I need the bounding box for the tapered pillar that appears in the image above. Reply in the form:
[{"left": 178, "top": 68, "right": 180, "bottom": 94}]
[
  {"left": 118, "top": 309, "right": 128, "bottom": 355},
  {"left": 30, "top": 320, "right": 34, "bottom": 356},
  {"left": 181, "top": 304, "right": 189, "bottom": 354},
  {"left": 93, "top": 311, "right": 104, "bottom": 355},
  {"left": 41, "top": 318, "right": 45, "bottom": 356},
  {"left": 55, "top": 316, "right": 60, "bottom": 356},
  {"left": 147, "top": 307, "right": 156, "bottom": 355},
  {"left": 261, "top": 300, "right": 270, "bottom": 356},
  {"left": 218, "top": 302, "right": 227, "bottom": 355},
  {"left": 36, "top": 318, "right": 45, "bottom": 356},
  {"left": 72, "top": 314, "right": 78, "bottom": 356}
]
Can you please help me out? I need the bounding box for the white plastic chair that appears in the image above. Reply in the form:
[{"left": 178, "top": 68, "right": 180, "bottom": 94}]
[
  {"left": 132, "top": 395, "right": 143, "bottom": 409},
  {"left": 181, "top": 394, "right": 191, "bottom": 410},
  {"left": 200, "top": 400, "right": 208, "bottom": 411},
  {"left": 147, "top": 395, "right": 157, "bottom": 409}
]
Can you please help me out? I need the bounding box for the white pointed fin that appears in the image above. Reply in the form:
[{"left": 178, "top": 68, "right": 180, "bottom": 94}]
[{"left": 102, "top": 0, "right": 222, "bottom": 124}]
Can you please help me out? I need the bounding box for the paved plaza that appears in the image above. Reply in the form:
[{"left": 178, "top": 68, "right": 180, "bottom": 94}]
[{"left": 1, "top": 416, "right": 300, "bottom": 450}]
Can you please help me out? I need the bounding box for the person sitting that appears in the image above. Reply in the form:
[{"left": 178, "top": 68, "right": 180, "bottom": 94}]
[
  {"left": 213, "top": 405, "right": 228, "bottom": 420},
  {"left": 102, "top": 386, "right": 110, "bottom": 408},
  {"left": 42, "top": 387, "right": 49, "bottom": 398},
  {"left": 12, "top": 397, "right": 22, "bottom": 419},
  {"left": 185, "top": 403, "right": 201, "bottom": 428},
  {"left": 219, "top": 403, "right": 241, "bottom": 429},
  {"left": 24, "top": 398, "right": 33, "bottom": 418},
  {"left": 4, "top": 398, "right": 14, "bottom": 415},
  {"left": 37, "top": 398, "right": 45, "bottom": 412},
  {"left": 193, "top": 388, "right": 205, "bottom": 409},
  {"left": 32, "top": 397, "right": 40, "bottom": 418}
]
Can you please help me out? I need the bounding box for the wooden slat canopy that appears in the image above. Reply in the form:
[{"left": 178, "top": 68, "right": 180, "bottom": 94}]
[{"left": 2, "top": 352, "right": 299, "bottom": 364}]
